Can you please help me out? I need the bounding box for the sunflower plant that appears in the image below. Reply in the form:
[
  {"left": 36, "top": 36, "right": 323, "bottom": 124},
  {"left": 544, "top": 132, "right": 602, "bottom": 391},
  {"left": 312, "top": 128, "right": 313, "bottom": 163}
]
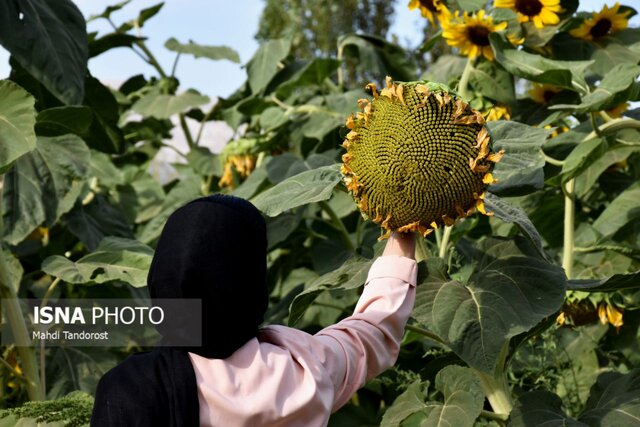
[{"left": 1, "top": 1, "right": 640, "bottom": 426}]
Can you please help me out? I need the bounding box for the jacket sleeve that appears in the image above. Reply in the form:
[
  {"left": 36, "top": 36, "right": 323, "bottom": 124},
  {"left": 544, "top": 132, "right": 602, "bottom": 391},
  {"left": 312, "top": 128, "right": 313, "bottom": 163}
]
[{"left": 312, "top": 255, "right": 417, "bottom": 411}]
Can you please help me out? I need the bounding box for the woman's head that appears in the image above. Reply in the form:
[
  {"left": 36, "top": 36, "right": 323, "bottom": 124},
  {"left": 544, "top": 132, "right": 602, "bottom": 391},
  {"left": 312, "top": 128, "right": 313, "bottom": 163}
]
[{"left": 148, "top": 194, "right": 268, "bottom": 358}]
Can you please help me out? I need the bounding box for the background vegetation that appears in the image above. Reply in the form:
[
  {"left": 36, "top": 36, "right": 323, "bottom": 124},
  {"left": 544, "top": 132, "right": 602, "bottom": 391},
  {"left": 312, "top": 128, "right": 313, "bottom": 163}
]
[{"left": 0, "top": 0, "right": 639, "bottom": 425}]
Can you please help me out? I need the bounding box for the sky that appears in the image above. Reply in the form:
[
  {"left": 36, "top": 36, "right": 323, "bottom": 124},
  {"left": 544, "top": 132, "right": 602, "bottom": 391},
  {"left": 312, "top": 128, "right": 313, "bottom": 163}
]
[{"left": 2, "top": 0, "right": 636, "bottom": 100}]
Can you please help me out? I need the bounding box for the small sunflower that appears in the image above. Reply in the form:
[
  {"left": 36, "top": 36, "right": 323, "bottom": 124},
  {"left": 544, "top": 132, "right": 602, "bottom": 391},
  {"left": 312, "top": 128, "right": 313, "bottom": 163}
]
[
  {"left": 528, "top": 83, "right": 561, "bottom": 104},
  {"left": 219, "top": 154, "right": 256, "bottom": 189},
  {"left": 408, "top": 0, "right": 449, "bottom": 24},
  {"left": 485, "top": 105, "right": 511, "bottom": 121},
  {"left": 441, "top": 10, "right": 507, "bottom": 61},
  {"left": 494, "top": 0, "right": 562, "bottom": 28},
  {"left": 598, "top": 302, "right": 624, "bottom": 330},
  {"left": 606, "top": 101, "right": 629, "bottom": 118},
  {"left": 570, "top": 2, "right": 631, "bottom": 41}
]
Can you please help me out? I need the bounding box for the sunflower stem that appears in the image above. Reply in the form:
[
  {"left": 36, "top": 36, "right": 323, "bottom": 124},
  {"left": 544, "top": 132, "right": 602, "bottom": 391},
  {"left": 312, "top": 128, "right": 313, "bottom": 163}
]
[
  {"left": 562, "top": 178, "right": 575, "bottom": 279},
  {"left": 319, "top": 201, "right": 355, "bottom": 252},
  {"left": 439, "top": 225, "right": 453, "bottom": 259},
  {"left": 475, "top": 370, "right": 513, "bottom": 415},
  {"left": 415, "top": 235, "right": 429, "bottom": 263},
  {"left": 458, "top": 57, "right": 475, "bottom": 101}
]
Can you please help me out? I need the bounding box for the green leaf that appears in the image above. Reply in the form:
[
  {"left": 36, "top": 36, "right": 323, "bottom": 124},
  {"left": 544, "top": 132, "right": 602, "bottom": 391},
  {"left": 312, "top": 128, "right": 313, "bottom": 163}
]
[
  {"left": 89, "top": 33, "right": 145, "bottom": 58},
  {"left": 135, "top": 2, "right": 164, "bottom": 28},
  {"left": 301, "top": 111, "right": 342, "bottom": 141},
  {"left": 252, "top": 164, "right": 342, "bottom": 217},
  {"left": 552, "top": 63, "right": 640, "bottom": 112},
  {"left": 288, "top": 256, "right": 373, "bottom": 326},
  {"left": 35, "top": 106, "right": 92, "bottom": 136},
  {"left": 579, "top": 370, "right": 640, "bottom": 426},
  {"left": 64, "top": 194, "right": 134, "bottom": 251},
  {"left": 456, "top": 0, "right": 485, "bottom": 11},
  {"left": 589, "top": 41, "right": 640, "bottom": 77},
  {"left": 0, "top": 0, "right": 88, "bottom": 105},
  {"left": 510, "top": 391, "right": 587, "bottom": 427},
  {"left": 486, "top": 121, "right": 550, "bottom": 196},
  {"left": 568, "top": 271, "right": 640, "bottom": 292},
  {"left": 275, "top": 58, "right": 341, "bottom": 99},
  {"left": 131, "top": 89, "right": 210, "bottom": 119},
  {"left": 0, "top": 80, "right": 37, "bottom": 170},
  {"left": 164, "top": 38, "right": 240, "bottom": 63},
  {"left": 247, "top": 39, "right": 291, "bottom": 94},
  {"left": 380, "top": 381, "right": 428, "bottom": 427},
  {"left": 412, "top": 237, "right": 566, "bottom": 373},
  {"left": 41, "top": 237, "right": 153, "bottom": 287},
  {"left": 2, "top": 135, "right": 90, "bottom": 245},
  {"left": 421, "top": 55, "right": 467, "bottom": 86},
  {"left": 560, "top": 137, "right": 607, "bottom": 182},
  {"left": 574, "top": 144, "right": 640, "bottom": 197},
  {"left": 381, "top": 366, "right": 485, "bottom": 427},
  {"left": 186, "top": 146, "right": 222, "bottom": 177},
  {"left": 88, "top": 0, "right": 131, "bottom": 21},
  {"left": 339, "top": 34, "right": 417, "bottom": 82},
  {"left": 468, "top": 60, "right": 515, "bottom": 104},
  {"left": 484, "top": 193, "right": 546, "bottom": 259},
  {"left": 490, "top": 33, "right": 592, "bottom": 93},
  {"left": 592, "top": 182, "right": 640, "bottom": 239},
  {"left": 82, "top": 76, "right": 125, "bottom": 154}
]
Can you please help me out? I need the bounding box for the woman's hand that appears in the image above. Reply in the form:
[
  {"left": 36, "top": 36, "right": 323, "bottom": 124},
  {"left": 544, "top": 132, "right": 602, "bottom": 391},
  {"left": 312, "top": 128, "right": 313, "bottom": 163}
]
[{"left": 382, "top": 232, "right": 416, "bottom": 260}]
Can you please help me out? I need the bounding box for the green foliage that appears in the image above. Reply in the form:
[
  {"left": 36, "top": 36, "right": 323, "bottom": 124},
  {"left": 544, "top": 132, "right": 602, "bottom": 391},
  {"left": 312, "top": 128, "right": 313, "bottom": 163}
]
[
  {"left": 0, "top": 1, "right": 639, "bottom": 425},
  {"left": 0, "top": 391, "right": 93, "bottom": 427}
]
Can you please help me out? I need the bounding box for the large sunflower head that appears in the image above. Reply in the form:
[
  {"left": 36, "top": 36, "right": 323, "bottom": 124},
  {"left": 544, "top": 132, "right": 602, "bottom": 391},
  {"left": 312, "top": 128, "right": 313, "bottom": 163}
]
[
  {"left": 441, "top": 10, "right": 507, "bottom": 61},
  {"left": 218, "top": 138, "right": 259, "bottom": 189},
  {"left": 494, "top": 0, "right": 562, "bottom": 28},
  {"left": 408, "top": 0, "right": 449, "bottom": 24},
  {"left": 340, "top": 77, "right": 504, "bottom": 238},
  {"left": 570, "top": 2, "right": 632, "bottom": 41}
]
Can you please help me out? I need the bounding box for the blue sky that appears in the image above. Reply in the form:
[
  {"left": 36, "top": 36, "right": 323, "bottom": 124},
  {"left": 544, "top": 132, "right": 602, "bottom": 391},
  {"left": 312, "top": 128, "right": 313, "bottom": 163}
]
[{"left": 1, "top": 1, "right": 637, "bottom": 99}]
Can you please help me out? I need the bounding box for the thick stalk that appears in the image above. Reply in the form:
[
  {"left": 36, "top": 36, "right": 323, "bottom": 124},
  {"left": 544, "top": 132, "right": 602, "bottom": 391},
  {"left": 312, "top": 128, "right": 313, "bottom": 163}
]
[
  {"left": 457, "top": 57, "right": 475, "bottom": 100},
  {"left": 439, "top": 226, "right": 453, "bottom": 259},
  {"left": 319, "top": 201, "right": 355, "bottom": 252},
  {"left": 0, "top": 255, "right": 42, "bottom": 400},
  {"left": 475, "top": 370, "right": 513, "bottom": 414},
  {"left": 415, "top": 235, "right": 429, "bottom": 263},
  {"left": 562, "top": 179, "right": 575, "bottom": 279}
]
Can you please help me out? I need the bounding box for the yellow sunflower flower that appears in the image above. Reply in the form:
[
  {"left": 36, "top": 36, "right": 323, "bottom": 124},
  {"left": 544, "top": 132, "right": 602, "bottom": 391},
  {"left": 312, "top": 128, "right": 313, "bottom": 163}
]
[
  {"left": 441, "top": 10, "right": 508, "bottom": 61},
  {"left": 485, "top": 105, "right": 511, "bottom": 121},
  {"left": 494, "top": 0, "right": 562, "bottom": 28},
  {"left": 598, "top": 302, "right": 624, "bottom": 330},
  {"left": 570, "top": 2, "right": 631, "bottom": 41},
  {"left": 408, "top": 0, "right": 449, "bottom": 24},
  {"left": 528, "top": 83, "right": 561, "bottom": 104},
  {"left": 606, "top": 101, "right": 629, "bottom": 118},
  {"left": 219, "top": 154, "right": 256, "bottom": 189}
]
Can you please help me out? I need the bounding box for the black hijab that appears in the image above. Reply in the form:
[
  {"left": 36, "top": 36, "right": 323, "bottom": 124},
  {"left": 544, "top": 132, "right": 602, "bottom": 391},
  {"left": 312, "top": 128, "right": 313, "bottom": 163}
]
[{"left": 91, "top": 194, "right": 268, "bottom": 426}]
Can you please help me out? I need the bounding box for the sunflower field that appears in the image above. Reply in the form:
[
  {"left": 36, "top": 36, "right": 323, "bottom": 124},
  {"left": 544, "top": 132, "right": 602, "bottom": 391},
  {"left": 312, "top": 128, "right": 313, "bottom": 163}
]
[{"left": 1, "top": 0, "right": 640, "bottom": 426}]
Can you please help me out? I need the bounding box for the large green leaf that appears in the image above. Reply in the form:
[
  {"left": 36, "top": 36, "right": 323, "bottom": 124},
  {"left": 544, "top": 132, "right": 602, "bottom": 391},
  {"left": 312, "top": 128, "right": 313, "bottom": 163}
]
[
  {"left": 131, "top": 88, "right": 210, "bottom": 119},
  {"left": 412, "top": 237, "right": 566, "bottom": 373},
  {"left": 35, "top": 106, "right": 92, "bottom": 137},
  {"left": 552, "top": 63, "right": 640, "bottom": 112},
  {"left": 380, "top": 366, "right": 484, "bottom": 427},
  {"left": 510, "top": 391, "right": 587, "bottom": 427},
  {"left": 2, "top": 135, "right": 90, "bottom": 245},
  {"left": 574, "top": 144, "right": 640, "bottom": 197},
  {"left": 0, "top": 0, "right": 88, "bottom": 105},
  {"left": 484, "top": 193, "right": 546, "bottom": 259},
  {"left": 469, "top": 60, "right": 515, "bottom": 104},
  {"left": 41, "top": 237, "right": 153, "bottom": 287},
  {"left": 164, "top": 38, "right": 240, "bottom": 63},
  {"left": 252, "top": 164, "right": 342, "bottom": 217},
  {"left": 561, "top": 137, "right": 607, "bottom": 182},
  {"left": 288, "top": 256, "right": 373, "bottom": 326},
  {"left": 490, "top": 34, "right": 592, "bottom": 93},
  {"left": 568, "top": 271, "right": 640, "bottom": 292},
  {"left": 275, "top": 58, "right": 341, "bottom": 99},
  {"left": 89, "top": 33, "right": 145, "bottom": 58},
  {"left": 592, "top": 182, "right": 640, "bottom": 239},
  {"left": 579, "top": 370, "right": 640, "bottom": 426},
  {"left": 82, "top": 76, "right": 125, "bottom": 154},
  {"left": 0, "top": 80, "right": 37, "bottom": 170},
  {"left": 339, "top": 34, "right": 417, "bottom": 82},
  {"left": 487, "top": 121, "right": 550, "bottom": 196},
  {"left": 246, "top": 39, "right": 291, "bottom": 94}
]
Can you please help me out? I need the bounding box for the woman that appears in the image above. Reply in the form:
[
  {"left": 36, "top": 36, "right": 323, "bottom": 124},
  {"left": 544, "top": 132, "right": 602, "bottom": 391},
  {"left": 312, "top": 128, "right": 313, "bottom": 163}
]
[{"left": 91, "top": 194, "right": 416, "bottom": 426}]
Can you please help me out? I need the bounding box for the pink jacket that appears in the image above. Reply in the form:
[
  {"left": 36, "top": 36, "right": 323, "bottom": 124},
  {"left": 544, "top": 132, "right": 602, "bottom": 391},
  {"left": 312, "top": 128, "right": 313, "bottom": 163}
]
[{"left": 188, "top": 255, "right": 418, "bottom": 427}]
